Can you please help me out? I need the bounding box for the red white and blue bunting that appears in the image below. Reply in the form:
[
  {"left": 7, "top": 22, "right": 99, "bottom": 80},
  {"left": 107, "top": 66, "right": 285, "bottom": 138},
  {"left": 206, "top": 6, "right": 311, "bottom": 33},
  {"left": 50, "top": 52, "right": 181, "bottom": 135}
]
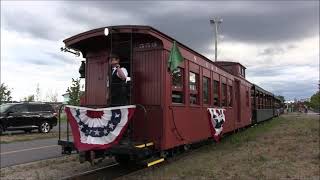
[
  {"left": 208, "top": 108, "right": 226, "bottom": 142},
  {"left": 65, "top": 105, "right": 136, "bottom": 151}
]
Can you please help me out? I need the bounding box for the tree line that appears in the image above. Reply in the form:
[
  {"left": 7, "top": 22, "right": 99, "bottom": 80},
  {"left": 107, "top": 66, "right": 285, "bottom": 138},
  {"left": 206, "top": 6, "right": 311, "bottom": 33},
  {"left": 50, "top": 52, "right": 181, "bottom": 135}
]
[{"left": 1, "top": 81, "right": 319, "bottom": 111}]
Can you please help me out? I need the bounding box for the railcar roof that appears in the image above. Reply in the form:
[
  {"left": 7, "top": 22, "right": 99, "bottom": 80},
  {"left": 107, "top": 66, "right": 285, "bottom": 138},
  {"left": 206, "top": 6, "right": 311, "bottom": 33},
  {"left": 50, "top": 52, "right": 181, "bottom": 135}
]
[
  {"left": 253, "top": 84, "right": 273, "bottom": 96},
  {"left": 63, "top": 25, "right": 250, "bottom": 83}
]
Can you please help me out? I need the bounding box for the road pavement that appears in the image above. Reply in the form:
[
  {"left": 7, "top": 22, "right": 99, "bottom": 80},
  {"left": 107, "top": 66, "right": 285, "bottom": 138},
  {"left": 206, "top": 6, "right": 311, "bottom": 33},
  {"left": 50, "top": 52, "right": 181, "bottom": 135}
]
[
  {"left": 0, "top": 138, "right": 63, "bottom": 168},
  {"left": 0, "top": 122, "right": 71, "bottom": 168}
]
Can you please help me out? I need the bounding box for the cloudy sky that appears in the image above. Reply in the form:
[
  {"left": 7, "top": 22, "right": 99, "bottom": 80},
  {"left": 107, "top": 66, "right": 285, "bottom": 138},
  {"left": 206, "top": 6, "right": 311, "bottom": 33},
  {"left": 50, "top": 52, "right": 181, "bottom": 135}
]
[{"left": 1, "top": 1, "right": 319, "bottom": 101}]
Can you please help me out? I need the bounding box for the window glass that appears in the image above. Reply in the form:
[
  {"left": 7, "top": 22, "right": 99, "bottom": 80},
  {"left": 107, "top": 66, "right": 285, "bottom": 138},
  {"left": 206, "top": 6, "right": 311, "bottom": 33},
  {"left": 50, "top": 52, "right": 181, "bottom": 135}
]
[
  {"left": 221, "top": 83, "right": 227, "bottom": 106},
  {"left": 228, "top": 85, "right": 233, "bottom": 107},
  {"left": 189, "top": 72, "right": 199, "bottom": 104},
  {"left": 257, "top": 93, "right": 260, "bottom": 109},
  {"left": 28, "top": 104, "right": 42, "bottom": 112},
  {"left": 203, "top": 77, "right": 209, "bottom": 104},
  {"left": 189, "top": 72, "right": 197, "bottom": 91},
  {"left": 172, "top": 68, "right": 184, "bottom": 103},
  {"left": 0, "top": 104, "right": 15, "bottom": 113},
  {"left": 11, "top": 104, "right": 28, "bottom": 113},
  {"left": 172, "top": 68, "right": 183, "bottom": 89},
  {"left": 246, "top": 90, "right": 249, "bottom": 106},
  {"left": 213, "top": 80, "right": 220, "bottom": 106},
  {"left": 42, "top": 105, "right": 54, "bottom": 111},
  {"left": 251, "top": 89, "right": 255, "bottom": 107},
  {"left": 172, "top": 91, "right": 183, "bottom": 103}
]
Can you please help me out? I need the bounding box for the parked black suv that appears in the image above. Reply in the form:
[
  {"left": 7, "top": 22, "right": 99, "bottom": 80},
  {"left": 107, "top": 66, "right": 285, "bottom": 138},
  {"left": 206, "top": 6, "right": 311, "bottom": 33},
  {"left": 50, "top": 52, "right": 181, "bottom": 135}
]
[{"left": 0, "top": 103, "right": 58, "bottom": 134}]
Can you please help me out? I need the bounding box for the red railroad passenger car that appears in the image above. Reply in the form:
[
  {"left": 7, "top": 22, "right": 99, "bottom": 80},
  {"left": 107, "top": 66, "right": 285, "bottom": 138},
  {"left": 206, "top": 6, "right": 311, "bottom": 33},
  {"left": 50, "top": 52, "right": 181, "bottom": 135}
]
[{"left": 61, "top": 25, "right": 255, "bottom": 164}]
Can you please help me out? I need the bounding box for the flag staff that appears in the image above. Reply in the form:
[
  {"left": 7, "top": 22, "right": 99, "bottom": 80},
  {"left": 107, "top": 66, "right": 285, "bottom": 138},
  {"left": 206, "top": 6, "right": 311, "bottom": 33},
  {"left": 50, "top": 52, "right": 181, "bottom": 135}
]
[{"left": 210, "top": 17, "right": 223, "bottom": 61}]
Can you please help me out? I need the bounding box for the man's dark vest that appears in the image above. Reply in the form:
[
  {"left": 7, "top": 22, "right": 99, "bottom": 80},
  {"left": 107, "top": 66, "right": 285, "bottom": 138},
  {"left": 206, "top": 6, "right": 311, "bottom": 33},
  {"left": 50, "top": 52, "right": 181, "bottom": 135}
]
[{"left": 110, "top": 69, "right": 127, "bottom": 105}]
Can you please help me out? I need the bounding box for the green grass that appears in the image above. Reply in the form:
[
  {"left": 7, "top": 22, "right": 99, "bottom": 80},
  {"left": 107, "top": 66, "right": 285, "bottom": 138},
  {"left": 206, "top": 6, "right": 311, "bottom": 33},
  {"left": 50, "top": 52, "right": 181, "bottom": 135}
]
[
  {"left": 0, "top": 131, "right": 72, "bottom": 144},
  {"left": 127, "top": 114, "right": 319, "bottom": 180},
  {"left": 58, "top": 113, "right": 68, "bottom": 123},
  {"left": 221, "top": 117, "right": 284, "bottom": 146}
]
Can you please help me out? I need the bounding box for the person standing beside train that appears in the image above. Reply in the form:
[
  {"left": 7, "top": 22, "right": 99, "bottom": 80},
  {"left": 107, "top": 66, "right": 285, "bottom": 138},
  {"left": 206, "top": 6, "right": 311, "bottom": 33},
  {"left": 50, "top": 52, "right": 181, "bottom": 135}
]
[{"left": 109, "top": 54, "right": 129, "bottom": 106}]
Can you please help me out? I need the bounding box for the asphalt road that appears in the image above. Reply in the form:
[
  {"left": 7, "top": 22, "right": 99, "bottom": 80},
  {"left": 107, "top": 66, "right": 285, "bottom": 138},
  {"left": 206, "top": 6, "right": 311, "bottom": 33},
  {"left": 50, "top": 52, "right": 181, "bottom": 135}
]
[
  {"left": 0, "top": 138, "right": 63, "bottom": 168},
  {"left": 0, "top": 122, "right": 71, "bottom": 168}
]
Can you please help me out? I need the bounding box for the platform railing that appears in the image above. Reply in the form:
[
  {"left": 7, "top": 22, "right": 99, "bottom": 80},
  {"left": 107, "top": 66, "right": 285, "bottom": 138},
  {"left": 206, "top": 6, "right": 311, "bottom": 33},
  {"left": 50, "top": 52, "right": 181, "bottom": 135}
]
[{"left": 132, "top": 104, "right": 148, "bottom": 144}]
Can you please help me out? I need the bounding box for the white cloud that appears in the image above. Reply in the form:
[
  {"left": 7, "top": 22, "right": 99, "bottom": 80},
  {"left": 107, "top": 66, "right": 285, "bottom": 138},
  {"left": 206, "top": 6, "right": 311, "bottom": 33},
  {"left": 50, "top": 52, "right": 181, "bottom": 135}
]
[
  {"left": 1, "top": 29, "right": 81, "bottom": 101},
  {"left": 1, "top": 1, "right": 319, "bottom": 102}
]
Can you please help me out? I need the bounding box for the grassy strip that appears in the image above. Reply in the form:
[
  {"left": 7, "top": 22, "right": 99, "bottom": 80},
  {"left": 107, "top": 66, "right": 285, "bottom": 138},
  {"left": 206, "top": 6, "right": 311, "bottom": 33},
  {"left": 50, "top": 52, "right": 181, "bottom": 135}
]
[
  {"left": 0, "top": 132, "right": 72, "bottom": 144},
  {"left": 221, "top": 116, "right": 284, "bottom": 146},
  {"left": 59, "top": 113, "right": 68, "bottom": 123}
]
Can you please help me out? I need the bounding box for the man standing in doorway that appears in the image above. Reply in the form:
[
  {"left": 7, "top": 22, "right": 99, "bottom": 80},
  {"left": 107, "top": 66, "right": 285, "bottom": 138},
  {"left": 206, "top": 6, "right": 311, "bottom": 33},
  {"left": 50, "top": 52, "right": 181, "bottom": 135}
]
[{"left": 109, "top": 54, "right": 128, "bottom": 106}]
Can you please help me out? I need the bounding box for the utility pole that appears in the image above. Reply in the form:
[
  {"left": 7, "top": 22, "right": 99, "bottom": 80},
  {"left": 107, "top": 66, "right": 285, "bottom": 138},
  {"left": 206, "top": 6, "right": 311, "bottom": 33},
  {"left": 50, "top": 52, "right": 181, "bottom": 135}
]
[{"left": 210, "top": 17, "right": 223, "bottom": 61}]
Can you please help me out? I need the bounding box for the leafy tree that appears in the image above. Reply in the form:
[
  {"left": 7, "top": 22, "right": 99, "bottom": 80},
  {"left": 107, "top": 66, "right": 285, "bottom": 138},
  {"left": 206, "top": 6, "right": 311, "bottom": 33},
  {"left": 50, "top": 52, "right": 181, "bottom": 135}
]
[
  {"left": 24, "top": 95, "right": 35, "bottom": 102},
  {"left": 0, "top": 83, "right": 12, "bottom": 104},
  {"left": 35, "top": 83, "right": 41, "bottom": 101},
  {"left": 310, "top": 91, "right": 320, "bottom": 112},
  {"left": 45, "top": 90, "right": 58, "bottom": 102},
  {"left": 66, "top": 78, "right": 82, "bottom": 106}
]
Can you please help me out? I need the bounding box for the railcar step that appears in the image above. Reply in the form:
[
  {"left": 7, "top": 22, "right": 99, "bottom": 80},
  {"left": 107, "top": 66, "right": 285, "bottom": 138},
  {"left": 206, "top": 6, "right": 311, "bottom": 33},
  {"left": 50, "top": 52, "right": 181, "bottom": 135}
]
[
  {"left": 140, "top": 157, "right": 165, "bottom": 167},
  {"left": 134, "top": 142, "right": 154, "bottom": 148}
]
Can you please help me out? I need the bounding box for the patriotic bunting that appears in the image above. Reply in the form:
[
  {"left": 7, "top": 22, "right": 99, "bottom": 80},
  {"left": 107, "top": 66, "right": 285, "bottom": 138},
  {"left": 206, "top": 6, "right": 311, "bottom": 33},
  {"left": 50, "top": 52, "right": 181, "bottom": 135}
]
[
  {"left": 208, "top": 108, "right": 226, "bottom": 142},
  {"left": 65, "top": 105, "right": 136, "bottom": 151}
]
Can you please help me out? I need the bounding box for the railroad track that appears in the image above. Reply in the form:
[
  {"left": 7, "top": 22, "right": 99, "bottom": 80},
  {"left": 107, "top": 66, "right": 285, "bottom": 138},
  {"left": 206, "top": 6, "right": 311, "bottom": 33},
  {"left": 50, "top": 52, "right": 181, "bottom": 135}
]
[
  {"left": 63, "top": 141, "right": 216, "bottom": 180},
  {"left": 61, "top": 161, "right": 144, "bottom": 180}
]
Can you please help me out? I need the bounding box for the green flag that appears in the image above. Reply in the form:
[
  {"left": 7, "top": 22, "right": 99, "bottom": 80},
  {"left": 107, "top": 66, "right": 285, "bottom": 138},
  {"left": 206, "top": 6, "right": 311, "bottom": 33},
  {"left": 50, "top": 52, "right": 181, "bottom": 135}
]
[{"left": 168, "top": 41, "right": 183, "bottom": 72}]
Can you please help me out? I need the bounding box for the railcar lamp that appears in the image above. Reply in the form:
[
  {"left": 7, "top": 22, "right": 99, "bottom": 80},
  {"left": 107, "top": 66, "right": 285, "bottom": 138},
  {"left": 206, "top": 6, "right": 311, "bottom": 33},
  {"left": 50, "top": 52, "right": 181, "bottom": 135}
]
[
  {"left": 104, "top": 28, "right": 109, "bottom": 36},
  {"left": 79, "top": 61, "right": 85, "bottom": 78}
]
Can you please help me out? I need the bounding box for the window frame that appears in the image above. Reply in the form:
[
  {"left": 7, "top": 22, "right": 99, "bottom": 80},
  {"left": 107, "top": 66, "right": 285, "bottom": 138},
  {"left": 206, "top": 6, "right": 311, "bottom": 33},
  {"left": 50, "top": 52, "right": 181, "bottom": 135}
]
[
  {"left": 228, "top": 85, "right": 233, "bottom": 107},
  {"left": 213, "top": 80, "right": 220, "bottom": 107},
  {"left": 171, "top": 67, "right": 185, "bottom": 104},
  {"left": 189, "top": 71, "right": 199, "bottom": 105},
  {"left": 202, "top": 76, "right": 210, "bottom": 105},
  {"left": 221, "top": 83, "right": 227, "bottom": 107}
]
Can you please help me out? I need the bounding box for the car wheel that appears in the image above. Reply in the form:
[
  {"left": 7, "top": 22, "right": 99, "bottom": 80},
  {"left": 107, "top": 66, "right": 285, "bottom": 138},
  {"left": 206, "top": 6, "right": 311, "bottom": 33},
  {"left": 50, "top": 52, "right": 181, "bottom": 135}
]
[{"left": 39, "top": 121, "right": 51, "bottom": 133}]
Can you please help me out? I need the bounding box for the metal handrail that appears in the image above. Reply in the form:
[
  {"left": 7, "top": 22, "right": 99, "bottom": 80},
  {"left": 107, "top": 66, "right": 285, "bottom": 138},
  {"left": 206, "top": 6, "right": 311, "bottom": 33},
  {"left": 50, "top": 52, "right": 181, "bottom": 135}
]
[
  {"left": 132, "top": 104, "right": 148, "bottom": 142},
  {"left": 58, "top": 104, "right": 66, "bottom": 141}
]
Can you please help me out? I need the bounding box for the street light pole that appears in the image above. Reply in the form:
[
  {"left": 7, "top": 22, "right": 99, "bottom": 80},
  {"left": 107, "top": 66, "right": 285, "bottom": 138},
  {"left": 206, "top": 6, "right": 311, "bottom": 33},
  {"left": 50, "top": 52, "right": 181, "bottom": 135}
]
[{"left": 210, "top": 17, "right": 223, "bottom": 61}]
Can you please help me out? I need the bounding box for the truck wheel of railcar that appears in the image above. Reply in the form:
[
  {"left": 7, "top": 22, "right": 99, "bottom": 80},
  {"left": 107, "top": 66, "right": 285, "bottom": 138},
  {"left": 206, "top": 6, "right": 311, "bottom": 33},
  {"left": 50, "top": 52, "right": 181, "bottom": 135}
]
[
  {"left": 115, "top": 155, "right": 132, "bottom": 166},
  {"left": 38, "top": 121, "right": 51, "bottom": 133}
]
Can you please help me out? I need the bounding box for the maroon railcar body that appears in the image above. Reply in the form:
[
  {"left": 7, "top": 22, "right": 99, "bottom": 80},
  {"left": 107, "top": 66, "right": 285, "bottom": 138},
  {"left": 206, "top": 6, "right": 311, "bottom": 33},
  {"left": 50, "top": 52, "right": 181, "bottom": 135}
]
[{"left": 63, "top": 25, "right": 252, "bottom": 153}]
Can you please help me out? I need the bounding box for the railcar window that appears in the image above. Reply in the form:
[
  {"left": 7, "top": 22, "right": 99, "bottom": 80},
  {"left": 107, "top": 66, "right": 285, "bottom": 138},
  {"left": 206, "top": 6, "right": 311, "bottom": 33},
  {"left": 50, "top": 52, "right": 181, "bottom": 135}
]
[
  {"left": 171, "top": 68, "right": 184, "bottom": 103},
  {"left": 189, "top": 72, "right": 199, "bottom": 104},
  {"left": 228, "top": 85, "right": 233, "bottom": 107},
  {"left": 221, "top": 83, "right": 227, "bottom": 107},
  {"left": 256, "top": 92, "right": 260, "bottom": 109},
  {"left": 246, "top": 90, "right": 249, "bottom": 107},
  {"left": 213, "top": 80, "right": 220, "bottom": 106},
  {"left": 251, "top": 89, "right": 255, "bottom": 108},
  {"left": 260, "top": 93, "right": 263, "bottom": 109},
  {"left": 263, "top": 94, "right": 266, "bottom": 109},
  {"left": 203, "top": 77, "right": 210, "bottom": 104}
]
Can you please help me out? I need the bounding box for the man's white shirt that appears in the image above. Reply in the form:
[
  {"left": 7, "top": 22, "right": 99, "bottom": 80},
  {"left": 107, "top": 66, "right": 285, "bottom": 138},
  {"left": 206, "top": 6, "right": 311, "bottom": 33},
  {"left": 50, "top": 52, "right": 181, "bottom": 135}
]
[{"left": 112, "top": 67, "right": 130, "bottom": 82}]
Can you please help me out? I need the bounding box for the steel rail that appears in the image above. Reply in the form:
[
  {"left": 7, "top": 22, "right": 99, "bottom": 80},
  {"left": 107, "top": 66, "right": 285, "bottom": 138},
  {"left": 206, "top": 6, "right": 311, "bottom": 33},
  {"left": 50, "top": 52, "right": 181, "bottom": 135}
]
[{"left": 61, "top": 162, "right": 120, "bottom": 180}]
